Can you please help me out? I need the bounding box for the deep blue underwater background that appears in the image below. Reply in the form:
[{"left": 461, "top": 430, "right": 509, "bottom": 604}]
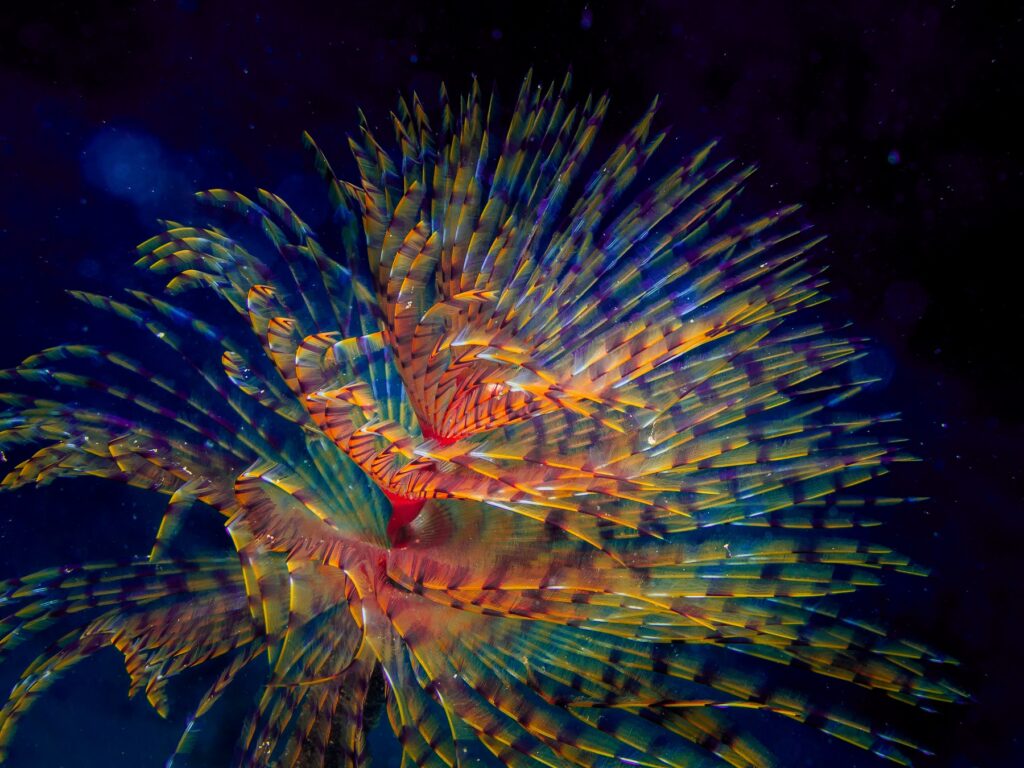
[{"left": 1, "top": 2, "right": 1022, "bottom": 766}]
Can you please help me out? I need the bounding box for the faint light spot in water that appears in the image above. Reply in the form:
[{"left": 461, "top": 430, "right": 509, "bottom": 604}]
[
  {"left": 82, "top": 128, "right": 189, "bottom": 218},
  {"left": 78, "top": 257, "right": 100, "bottom": 278},
  {"left": 84, "top": 130, "right": 162, "bottom": 201}
]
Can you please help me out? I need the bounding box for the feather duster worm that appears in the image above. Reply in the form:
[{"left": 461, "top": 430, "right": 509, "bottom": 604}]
[{"left": 0, "top": 73, "right": 964, "bottom": 767}]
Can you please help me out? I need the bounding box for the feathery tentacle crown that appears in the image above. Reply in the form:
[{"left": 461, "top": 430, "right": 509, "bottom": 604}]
[{"left": 0, "top": 72, "right": 962, "bottom": 767}]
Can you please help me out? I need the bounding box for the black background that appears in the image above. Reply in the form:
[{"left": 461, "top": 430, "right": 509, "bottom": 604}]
[{"left": 1, "top": 2, "right": 1021, "bottom": 766}]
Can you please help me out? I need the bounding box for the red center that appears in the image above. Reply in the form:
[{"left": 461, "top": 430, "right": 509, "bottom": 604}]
[
  {"left": 383, "top": 423, "right": 461, "bottom": 547},
  {"left": 421, "top": 423, "right": 461, "bottom": 447},
  {"left": 383, "top": 489, "right": 425, "bottom": 547}
]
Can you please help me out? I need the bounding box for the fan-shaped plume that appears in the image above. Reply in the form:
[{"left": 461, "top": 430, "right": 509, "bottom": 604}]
[{"left": 0, "top": 72, "right": 962, "bottom": 767}]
